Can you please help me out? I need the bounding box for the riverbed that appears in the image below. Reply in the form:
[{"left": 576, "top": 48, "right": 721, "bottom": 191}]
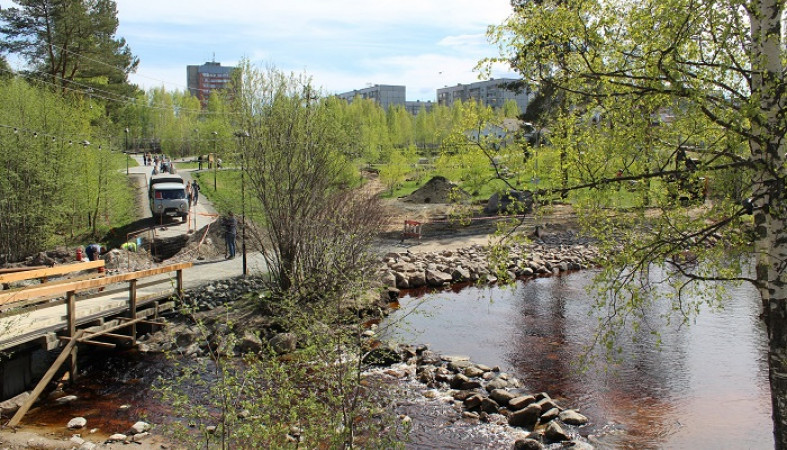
[{"left": 383, "top": 269, "right": 773, "bottom": 448}]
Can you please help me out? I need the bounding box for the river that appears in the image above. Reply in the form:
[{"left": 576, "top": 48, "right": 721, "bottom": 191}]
[{"left": 384, "top": 268, "right": 773, "bottom": 449}]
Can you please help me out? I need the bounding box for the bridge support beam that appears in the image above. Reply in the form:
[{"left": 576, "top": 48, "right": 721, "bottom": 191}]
[{"left": 6, "top": 330, "right": 84, "bottom": 428}]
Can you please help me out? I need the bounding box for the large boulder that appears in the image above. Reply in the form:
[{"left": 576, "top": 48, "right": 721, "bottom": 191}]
[
  {"left": 508, "top": 404, "right": 541, "bottom": 429},
  {"left": 363, "top": 342, "right": 402, "bottom": 366},
  {"left": 0, "top": 391, "right": 30, "bottom": 415},
  {"left": 269, "top": 332, "right": 297, "bottom": 355},
  {"left": 237, "top": 332, "right": 263, "bottom": 354},
  {"left": 425, "top": 269, "right": 452, "bottom": 287}
]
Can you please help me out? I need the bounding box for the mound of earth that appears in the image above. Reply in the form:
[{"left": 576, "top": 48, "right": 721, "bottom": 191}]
[
  {"left": 403, "top": 176, "right": 470, "bottom": 204},
  {"left": 167, "top": 218, "right": 265, "bottom": 263}
]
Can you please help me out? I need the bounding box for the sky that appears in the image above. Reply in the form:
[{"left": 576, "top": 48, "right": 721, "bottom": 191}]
[{"left": 0, "top": 0, "right": 518, "bottom": 102}]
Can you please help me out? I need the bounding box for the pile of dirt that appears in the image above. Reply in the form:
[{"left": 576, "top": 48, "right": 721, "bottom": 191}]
[
  {"left": 167, "top": 219, "right": 265, "bottom": 263},
  {"left": 403, "top": 176, "right": 470, "bottom": 204}
]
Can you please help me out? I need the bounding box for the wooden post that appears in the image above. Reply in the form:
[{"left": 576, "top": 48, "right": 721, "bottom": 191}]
[
  {"left": 129, "top": 279, "right": 137, "bottom": 344},
  {"left": 176, "top": 269, "right": 184, "bottom": 300},
  {"left": 66, "top": 291, "right": 77, "bottom": 382},
  {"left": 7, "top": 330, "right": 84, "bottom": 427}
]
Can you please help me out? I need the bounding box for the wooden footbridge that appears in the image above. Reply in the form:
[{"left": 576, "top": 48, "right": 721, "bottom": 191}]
[{"left": 0, "top": 260, "right": 192, "bottom": 427}]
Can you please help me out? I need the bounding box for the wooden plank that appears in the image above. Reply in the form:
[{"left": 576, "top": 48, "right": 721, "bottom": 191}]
[
  {"left": 0, "top": 262, "right": 192, "bottom": 306},
  {"left": 78, "top": 339, "right": 116, "bottom": 348},
  {"left": 0, "top": 273, "right": 105, "bottom": 297},
  {"left": 0, "top": 261, "right": 105, "bottom": 284},
  {"left": 7, "top": 330, "right": 85, "bottom": 427},
  {"left": 0, "top": 266, "right": 47, "bottom": 275},
  {"left": 58, "top": 336, "right": 116, "bottom": 348},
  {"left": 93, "top": 332, "right": 134, "bottom": 341},
  {"left": 83, "top": 317, "right": 146, "bottom": 340}
]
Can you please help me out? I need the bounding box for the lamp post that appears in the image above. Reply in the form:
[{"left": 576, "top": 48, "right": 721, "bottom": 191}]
[
  {"left": 124, "top": 127, "right": 129, "bottom": 174},
  {"left": 234, "top": 130, "right": 250, "bottom": 276},
  {"left": 212, "top": 131, "right": 218, "bottom": 191}
]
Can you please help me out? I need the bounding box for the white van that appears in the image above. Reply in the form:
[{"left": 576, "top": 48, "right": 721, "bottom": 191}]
[{"left": 149, "top": 175, "right": 188, "bottom": 222}]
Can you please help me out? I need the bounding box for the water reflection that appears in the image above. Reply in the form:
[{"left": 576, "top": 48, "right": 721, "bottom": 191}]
[{"left": 384, "top": 270, "right": 772, "bottom": 449}]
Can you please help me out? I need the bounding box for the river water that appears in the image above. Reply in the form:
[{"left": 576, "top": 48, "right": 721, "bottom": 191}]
[
  {"left": 16, "top": 268, "right": 772, "bottom": 448},
  {"left": 384, "top": 269, "right": 773, "bottom": 449}
]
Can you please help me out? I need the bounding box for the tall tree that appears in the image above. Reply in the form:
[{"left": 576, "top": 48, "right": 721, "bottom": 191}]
[
  {"left": 234, "top": 62, "right": 381, "bottom": 300},
  {"left": 484, "top": 0, "right": 787, "bottom": 446},
  {"left": 0, "top": 0, "right": 138, "bottom": 95}
]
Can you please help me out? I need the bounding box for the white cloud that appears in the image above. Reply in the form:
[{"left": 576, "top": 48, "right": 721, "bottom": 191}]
[{"left": 114, "top": 0, "right": 518, "bottom": 99}]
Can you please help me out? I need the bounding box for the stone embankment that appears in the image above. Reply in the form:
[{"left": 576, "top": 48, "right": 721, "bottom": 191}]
[{"left": 378, "top": 231, "right": 598, "bottom": 290}]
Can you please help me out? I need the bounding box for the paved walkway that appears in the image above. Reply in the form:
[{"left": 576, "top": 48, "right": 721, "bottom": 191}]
[
  {"left": 0, "top": 157, "right": 268, "bottom": 350},
  {"left": 130, "top": 154, "right": 267, "bottom": 285}
]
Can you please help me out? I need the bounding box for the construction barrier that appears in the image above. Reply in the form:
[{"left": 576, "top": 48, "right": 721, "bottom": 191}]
[{"left": 402, "top": 220, "right": 422, "bottom": 240}]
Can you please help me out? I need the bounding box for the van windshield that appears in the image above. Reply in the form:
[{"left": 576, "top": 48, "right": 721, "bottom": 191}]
[{"left": 155, "top": 190, "right": 186, "bottom": 200}]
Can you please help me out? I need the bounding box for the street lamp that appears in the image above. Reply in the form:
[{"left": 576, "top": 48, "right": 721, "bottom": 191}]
[
  {"left": 212, "top": 131, "right": 218, "bottom": 190},
  {"left": 124, "top": 127, "right": 129, "bottom": 174},
  {"left": 234, "top": 130, "right": 250, "bottom": 277}
]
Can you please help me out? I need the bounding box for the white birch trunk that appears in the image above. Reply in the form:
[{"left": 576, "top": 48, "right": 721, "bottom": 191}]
[{"left": 750, "top": 0, "right": 787, "bottom": 447}]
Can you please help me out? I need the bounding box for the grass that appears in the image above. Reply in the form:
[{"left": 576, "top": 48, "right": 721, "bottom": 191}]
[{"left": 192, "top": 169, "right": 265, "bottom": 225}]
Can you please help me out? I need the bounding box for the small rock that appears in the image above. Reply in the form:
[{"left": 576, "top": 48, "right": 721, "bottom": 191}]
[
  {"left": 480, "top": 397, "right": 500, "bottom": 414},
  {"left": 540, "top": 407, "right": 560, "bottom": 423},
  {"left": 67, "top": 417, "right": 87, "bottom": 429},
  {"left": 485, "top": 377, "right": 508, "bottom": 391},
  {"left": 489, "top": 389, "right": 517, "bottom": 405},
  {"left": 130, "top": 421, "right": 151, "bottom": 434},
  {"left": 133, "top": 432, "right": 150, "bottom": 441},
  {"left": 559, "top": 409, "right": 589, "bottom": 426},
  {"left": 509, "top": 395, "right": 536, "bottom": 411},
  {"left": 107, "top": 433, "right": 127, "bottom": 443},
  {"left": 70, "top": 435, "right": 85, "bottom": 445},
  {"left": 56, "top": 395, "right": 78, "bottom": 404},
  {"left": 464, "top": 366, "right": 485, "bottom": 378},
  {"left": 463, "top": 395, "right": 484, "bottom": 410}
]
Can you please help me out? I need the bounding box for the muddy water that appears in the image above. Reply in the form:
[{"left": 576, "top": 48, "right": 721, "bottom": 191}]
[{"left": 384, "top": 269, "right": 773, "bottom": 449}]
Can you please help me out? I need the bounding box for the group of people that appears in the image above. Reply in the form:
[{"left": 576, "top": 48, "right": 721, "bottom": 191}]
[{"left": 145, "top": 153, "right": 176, "bottom": 175}]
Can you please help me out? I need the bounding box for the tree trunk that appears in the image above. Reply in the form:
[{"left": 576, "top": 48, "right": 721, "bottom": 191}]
[{"left": 769, "top": 296, "right": 787, "bottom": 450}]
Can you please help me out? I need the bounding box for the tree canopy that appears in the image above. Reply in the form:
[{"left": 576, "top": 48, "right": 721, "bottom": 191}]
[
  {"left": 0, "top": 0, "right": 138, "bottom": 100},
  {"left": 484, "top": 0, "right": 787, "bottom": 446}
]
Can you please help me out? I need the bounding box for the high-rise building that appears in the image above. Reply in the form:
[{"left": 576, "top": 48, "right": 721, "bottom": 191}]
[
  {"left": 437, "top": 78, "right": 532, "bottom": 113},
  {"left": 336, "top": 84, "right": 406, "bottom": 111},
  {"left": 405, "top": 100, "right": 435, "bottom": 116},
  {"left": 187, "top": 61, "right": 237, "bottom": 107}
]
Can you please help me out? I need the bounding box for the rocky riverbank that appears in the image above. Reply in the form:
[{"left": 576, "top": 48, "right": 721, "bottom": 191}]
[
  {"left": 364, "top": 341, "right": 592, "bottom": 449},
  {"left": 378, "top": 230, "right": 598, "bottom": 290}
]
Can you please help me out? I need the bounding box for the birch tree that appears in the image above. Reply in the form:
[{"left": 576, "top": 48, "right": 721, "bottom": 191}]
[{"left": 484, "top": 0, "right": 787, "bottom": 445}]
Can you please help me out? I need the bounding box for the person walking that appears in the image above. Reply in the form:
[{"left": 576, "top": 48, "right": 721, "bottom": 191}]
[
  {"left": 191, "top": 180, "right": 200, "bottom": 205},
  {"left": 185, "top": 181, "right": 192, "bottom": 208},
  {"left": 223, "top": 212, "right": 237, "bottom": 259}
]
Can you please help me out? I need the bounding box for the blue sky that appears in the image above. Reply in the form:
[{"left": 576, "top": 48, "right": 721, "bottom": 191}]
[{"left": 103, "top": 0, "right": 519, "bottom": 101}]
